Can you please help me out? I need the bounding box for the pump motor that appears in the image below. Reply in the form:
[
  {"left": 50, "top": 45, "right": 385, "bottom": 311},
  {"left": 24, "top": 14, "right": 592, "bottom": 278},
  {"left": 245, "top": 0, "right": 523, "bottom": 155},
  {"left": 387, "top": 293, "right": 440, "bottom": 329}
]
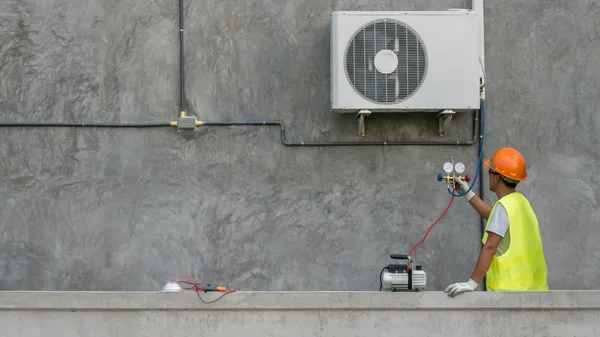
[{"left": 379, "top": 254, "right": 427, "bottom": 291}]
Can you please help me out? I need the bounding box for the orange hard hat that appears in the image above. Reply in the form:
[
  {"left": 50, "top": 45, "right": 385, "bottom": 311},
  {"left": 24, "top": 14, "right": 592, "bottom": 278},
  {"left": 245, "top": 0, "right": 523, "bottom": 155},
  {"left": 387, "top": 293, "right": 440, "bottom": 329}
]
[{"left": 484, "top": 147, "right": 527, "bottom": 181}]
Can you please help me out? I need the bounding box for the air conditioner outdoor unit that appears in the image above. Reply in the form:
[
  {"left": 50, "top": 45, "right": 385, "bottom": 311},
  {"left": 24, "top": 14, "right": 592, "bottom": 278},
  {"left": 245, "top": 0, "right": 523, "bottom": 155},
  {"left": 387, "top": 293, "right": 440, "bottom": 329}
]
[{"left": 331, "top": 10, "right": 482, "bottom": 114}]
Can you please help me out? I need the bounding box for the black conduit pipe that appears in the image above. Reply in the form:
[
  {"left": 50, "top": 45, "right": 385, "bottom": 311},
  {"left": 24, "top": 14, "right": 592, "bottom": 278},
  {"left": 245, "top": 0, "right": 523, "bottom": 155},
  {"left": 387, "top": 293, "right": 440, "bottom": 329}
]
[
  {"left": 179, "top": 0, "right": 185, "bottom": 114},
  {"left": 0, "top": 122, "right": 172, "bottom": 128},
  {"left": 0, "top": 111, "right": 480, "bottom": 147}
]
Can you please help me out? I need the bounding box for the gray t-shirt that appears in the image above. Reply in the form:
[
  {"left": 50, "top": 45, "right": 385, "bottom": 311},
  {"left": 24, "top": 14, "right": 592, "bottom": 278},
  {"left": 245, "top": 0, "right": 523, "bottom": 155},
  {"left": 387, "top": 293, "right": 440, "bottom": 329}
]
[{"left": 486, "top": 203, "right": 510, "bottom": 256}]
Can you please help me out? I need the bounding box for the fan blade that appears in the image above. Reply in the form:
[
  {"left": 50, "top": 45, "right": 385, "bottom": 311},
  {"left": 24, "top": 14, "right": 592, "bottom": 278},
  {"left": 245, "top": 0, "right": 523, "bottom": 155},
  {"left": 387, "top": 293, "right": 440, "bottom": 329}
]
[{"left": 352, "top": 26, "right": 394, "bottom": 59}]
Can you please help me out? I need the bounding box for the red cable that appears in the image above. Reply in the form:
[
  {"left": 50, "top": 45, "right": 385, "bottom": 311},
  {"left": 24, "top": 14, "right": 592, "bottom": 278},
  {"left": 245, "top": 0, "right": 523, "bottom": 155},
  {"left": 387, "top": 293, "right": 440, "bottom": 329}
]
[
  {"left": 408, "top": 193, "right": 455, "bottom": 258},
  {"left": 176, "top": 276, "right": 236, "bottom": 293}
]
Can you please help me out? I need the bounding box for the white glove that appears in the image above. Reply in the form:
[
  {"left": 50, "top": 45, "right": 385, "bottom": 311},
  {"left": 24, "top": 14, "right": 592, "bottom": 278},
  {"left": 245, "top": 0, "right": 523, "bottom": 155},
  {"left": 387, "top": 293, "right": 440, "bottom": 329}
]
[
  {"left": 455, "top": 179, "right": 475, "bottom": 201},
  {"left": 444, "top": 279, "right": 479, "bottom": 297}
]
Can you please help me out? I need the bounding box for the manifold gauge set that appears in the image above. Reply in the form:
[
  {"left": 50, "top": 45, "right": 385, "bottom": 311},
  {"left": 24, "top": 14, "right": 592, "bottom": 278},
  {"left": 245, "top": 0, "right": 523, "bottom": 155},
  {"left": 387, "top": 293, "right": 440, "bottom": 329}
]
[
  {"left": 380, "top": 254, "right": 427, "bottom": 291},
  {"left": 379, "top": 160, "right": 472, "bottom": 292}
]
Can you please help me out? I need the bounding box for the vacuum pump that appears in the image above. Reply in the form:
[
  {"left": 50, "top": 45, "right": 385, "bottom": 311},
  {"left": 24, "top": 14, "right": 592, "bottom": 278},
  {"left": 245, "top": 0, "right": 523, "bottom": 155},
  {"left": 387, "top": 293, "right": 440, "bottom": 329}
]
[{"left": 379, "top": 254, "right": 427, "bottom": 291}]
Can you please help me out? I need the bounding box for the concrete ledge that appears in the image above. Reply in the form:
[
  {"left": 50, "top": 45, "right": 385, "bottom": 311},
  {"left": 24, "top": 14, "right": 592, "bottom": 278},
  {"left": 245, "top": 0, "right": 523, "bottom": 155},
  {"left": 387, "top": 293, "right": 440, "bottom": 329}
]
[
  {"left": 1, "top": 291, "right": 600, "bottom": 311},
  {"left": 1, "top": 291, "right": 600, "bottom": 336}
]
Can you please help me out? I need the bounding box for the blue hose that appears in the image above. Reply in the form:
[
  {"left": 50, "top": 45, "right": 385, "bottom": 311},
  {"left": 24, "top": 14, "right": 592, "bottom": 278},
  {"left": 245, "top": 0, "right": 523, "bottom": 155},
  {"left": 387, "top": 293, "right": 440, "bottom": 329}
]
[{"left": 447, "top": 99, "right": 486, "bottom": 197}]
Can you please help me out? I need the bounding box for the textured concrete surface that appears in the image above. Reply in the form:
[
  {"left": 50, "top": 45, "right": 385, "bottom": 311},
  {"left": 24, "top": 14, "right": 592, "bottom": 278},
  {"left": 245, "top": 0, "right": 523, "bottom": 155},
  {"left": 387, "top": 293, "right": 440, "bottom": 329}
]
[
  {"left": 3, "top": 290, "right": 600, "bottom": 310},
  {"left": 0, "top": 0, "right": 599, "bottom": 292},
  {"left": 1, "top": 291, "right": 600, "bottom": 336}
]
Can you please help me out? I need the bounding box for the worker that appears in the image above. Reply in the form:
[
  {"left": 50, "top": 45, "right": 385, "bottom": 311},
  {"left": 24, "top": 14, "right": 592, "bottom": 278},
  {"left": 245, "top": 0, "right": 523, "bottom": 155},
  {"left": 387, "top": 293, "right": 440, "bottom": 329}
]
[{"left": 444, "top": 147, "right": 548, "bottom": 297}]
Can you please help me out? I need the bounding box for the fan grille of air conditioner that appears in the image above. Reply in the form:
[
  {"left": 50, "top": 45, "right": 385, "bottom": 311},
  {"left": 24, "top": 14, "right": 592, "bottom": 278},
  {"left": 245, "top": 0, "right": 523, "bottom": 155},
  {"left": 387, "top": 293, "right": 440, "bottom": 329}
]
[{"left": 345, "top": 19, "right": 428, "bottom": 104}]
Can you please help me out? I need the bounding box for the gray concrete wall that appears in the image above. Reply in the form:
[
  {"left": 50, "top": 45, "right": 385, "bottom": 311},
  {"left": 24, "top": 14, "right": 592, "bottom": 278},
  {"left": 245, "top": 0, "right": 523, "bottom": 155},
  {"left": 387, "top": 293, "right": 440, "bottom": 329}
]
[
  {"left": 1, "top": 291, "right": 600, "bottom": 336},
  {"left": 0, "top": 0, "right": 598, "bottom": 291}
]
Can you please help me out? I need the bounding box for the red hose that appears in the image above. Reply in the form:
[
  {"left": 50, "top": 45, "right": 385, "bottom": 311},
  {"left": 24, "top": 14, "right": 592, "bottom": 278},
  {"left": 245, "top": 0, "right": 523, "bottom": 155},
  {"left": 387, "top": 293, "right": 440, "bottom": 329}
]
[{"left": 408, "top": 193, "right": 455, "bottom": 258}]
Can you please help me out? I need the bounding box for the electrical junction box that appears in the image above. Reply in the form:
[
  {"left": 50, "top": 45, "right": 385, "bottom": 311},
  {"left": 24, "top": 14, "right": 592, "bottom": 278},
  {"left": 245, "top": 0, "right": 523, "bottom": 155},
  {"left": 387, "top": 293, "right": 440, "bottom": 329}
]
[{"left": 330, "top": 10, "right": 481, "bottom": 113}]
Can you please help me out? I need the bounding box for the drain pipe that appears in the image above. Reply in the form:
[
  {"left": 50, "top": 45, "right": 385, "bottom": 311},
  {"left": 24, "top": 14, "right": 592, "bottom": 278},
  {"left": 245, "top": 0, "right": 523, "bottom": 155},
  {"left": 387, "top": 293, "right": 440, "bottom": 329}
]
[
  {"left": 472, "top": 0, "right": 487, "bottom": 291},
  {"left": 471, "top": 0, "right": 486, "bottom": 202},
  {"left": 473, "top": 0, "right": 485, "bottom": 100}
]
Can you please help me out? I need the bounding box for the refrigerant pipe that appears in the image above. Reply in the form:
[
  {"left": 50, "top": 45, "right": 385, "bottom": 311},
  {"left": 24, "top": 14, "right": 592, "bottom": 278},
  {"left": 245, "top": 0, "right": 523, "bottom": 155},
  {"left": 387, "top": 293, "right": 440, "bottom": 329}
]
[{"left": 473, "top": 0, "right": 487, "bottom": 291}]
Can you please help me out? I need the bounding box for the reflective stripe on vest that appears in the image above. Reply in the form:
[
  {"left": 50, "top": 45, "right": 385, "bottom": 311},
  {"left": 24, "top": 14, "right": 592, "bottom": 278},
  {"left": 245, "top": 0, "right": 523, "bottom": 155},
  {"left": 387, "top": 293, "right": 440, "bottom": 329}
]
[{"left": 482, "top": 192, "right": 549, "bottom": 291}]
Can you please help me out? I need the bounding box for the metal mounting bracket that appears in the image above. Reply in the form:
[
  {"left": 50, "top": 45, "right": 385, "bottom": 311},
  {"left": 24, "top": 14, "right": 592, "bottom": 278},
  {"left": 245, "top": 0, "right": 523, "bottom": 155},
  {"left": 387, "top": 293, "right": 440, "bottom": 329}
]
[
  {"left": 357, "top": 110, "right": 371, "bottom": 137},
  {"left": 437, "top": 109, "right": 456, "bottom": 137}
]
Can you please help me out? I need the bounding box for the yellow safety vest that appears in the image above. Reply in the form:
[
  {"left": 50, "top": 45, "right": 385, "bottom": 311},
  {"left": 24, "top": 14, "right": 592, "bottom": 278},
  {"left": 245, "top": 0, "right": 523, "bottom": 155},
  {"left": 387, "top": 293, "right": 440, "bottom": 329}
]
[{"left": 482, "top": 192, "right": 549, "bottom": 291}]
